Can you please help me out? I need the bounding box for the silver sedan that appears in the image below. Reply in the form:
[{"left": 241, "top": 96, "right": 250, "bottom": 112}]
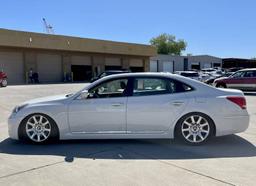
[{"left": 8, "top": 73, "right": 249, "bottom": 145}]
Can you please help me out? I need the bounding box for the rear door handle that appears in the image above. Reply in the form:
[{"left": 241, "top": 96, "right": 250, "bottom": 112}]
[
  {"left": 172, "top": 101, "right": 184, "bottom": 106},
  {"left": 111, "top": 103, "right": 124, "bottom": 107}
]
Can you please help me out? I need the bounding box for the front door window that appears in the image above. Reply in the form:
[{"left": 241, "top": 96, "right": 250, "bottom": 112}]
[{"left": 89, "top": 79, "right": 128, "bottom": 98}]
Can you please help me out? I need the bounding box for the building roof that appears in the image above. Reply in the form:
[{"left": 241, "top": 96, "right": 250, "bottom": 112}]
[
  {"left": 223, "top": 58, "right": 256, "bottom": 62},
  {"left": 150, "top": 54, "right": 221, "bottom": 60},
  {"left": 0, "top": 28, "right": 156, "bottom": 57}
]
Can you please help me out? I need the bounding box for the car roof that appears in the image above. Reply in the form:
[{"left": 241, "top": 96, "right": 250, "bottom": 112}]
[
  {"left": 202, "top": 68, "right": 215, "bottom": 70},
  {"left": 88, "top": 72, "right": 200, "bottom": 87},
  {"left": 238, "top": 68, "right": 256, "bottom": 72},
  {"left": 104, "top": 70, "right": 129, "bottom": 73},
  {"left": 175, "top": 71, "right": 198, "bottom": 73},
  {"left": 104, "top": 72, "right": 172, "bottom": 78}
]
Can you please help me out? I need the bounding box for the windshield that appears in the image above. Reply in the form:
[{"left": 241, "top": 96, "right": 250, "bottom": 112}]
[{"left": 230, "top": 71, "right": 244, "bottom": 78}]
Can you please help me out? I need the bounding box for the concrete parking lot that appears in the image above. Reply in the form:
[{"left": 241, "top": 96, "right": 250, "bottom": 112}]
[{"left": 0, "top": 84, "right": 255, "bottom": 186}]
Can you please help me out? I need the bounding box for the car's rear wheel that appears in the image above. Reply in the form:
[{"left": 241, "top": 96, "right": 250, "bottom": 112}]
[
  {"left": 175, "top": 113, "right": 215, "bottom": 145},
  {"left": 19, "top": 114, "right": 59, "bottom": 143},
  {"left": 1, "top": 79, "right": 7, "bottom": 87}
]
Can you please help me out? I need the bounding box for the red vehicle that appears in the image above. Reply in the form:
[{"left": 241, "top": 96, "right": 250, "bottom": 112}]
[
  {"left": 0, "top": 71, "right": 7, "bottom": 87},
  {"left": 213, "top": 68, "right": 256, "bottom": 90}
]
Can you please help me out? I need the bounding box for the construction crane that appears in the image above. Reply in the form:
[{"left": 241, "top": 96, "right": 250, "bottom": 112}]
[{"left": 42, "top": 18, "right": 54, "bottom": 34}]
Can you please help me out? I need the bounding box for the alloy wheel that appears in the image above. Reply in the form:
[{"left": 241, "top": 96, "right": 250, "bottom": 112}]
[
  {"left": 25, "top": 115, "right": 51, "bottom": 142},
  {"left": 181, "top": 115, "right": 210, "bottom": 143}
]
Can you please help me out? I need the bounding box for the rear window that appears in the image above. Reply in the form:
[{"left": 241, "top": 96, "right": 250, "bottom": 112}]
[{"left": 169, "top": 80, "right": 193, "bottom": 93}]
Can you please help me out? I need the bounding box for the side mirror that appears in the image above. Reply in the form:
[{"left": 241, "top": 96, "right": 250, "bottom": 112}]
[{"left": 77, "top": 90, "right": 89, "bottom": 100}]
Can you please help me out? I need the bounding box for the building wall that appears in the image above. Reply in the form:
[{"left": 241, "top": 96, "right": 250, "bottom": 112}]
[
  {"left": 0, "top": 29, "right": 156, "bottom": 57},
  {"left": 37, "top": 54, "right": 62, "bottom": 83},
  {"left": 188, "top": 55, "right": 222, "bottom": 70},
  {"left": 150, "top": 55, "right": 222, "bottom": 72},
  {"left": 0, "top": 51, "right": 24, "bottom": 84},
  {"left": 0, "top": 47, "right": 152, "bottom": 84}
]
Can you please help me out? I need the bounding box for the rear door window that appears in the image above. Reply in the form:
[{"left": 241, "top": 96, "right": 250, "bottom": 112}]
[
  {"left": 132, "top": 77, "right": 193, "bottom": 96},
  {"left": 244, "top": 71, "right": 256, "bottom": 78},
  {"left": 133, "top": 78, "right": 169, "bottom": 96}
]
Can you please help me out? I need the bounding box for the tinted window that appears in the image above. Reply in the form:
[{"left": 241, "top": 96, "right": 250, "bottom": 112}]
[{"left": 89, "top": 78, "right": 128, "bottom": 98}]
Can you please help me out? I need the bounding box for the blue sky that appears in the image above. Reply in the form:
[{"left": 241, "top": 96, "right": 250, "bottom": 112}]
[{"left": 0, "top": 0, "right": 255, "bottom": 58}]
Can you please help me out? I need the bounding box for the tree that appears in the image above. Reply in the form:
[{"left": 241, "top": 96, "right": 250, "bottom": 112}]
[{"left": 150, "top": 33, "right": 187, "bottom": 55}]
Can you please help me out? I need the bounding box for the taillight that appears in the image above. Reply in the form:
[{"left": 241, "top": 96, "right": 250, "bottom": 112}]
[{"left": 226, "top": 96, "right": 246, "bottom": 109}]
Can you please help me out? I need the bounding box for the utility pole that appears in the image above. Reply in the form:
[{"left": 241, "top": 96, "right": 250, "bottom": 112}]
[{"left": 42, "top": 18, "right": 54, "bottom": 34}]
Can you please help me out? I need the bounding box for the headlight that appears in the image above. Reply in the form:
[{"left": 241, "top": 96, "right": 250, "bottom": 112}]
[{"left": 12, "top": 104, "right": 28, "bottom": 114}]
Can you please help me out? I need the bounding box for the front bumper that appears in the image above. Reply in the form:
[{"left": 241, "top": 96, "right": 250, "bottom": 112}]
[{"left": 8, "top": 115, "right": 23, "bottom": 140}]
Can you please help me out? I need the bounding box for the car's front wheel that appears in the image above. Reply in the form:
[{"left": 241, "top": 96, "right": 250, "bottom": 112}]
[
  {"left": 19, "top": 114, "right": 59, "bottom": 143},
  {"left": 175, "top": 113, "right": 215, "bottom": 145}
]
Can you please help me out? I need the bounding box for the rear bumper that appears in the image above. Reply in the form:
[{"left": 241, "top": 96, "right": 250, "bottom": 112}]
[{"left": 215, "top": 114, "right": 249, "bottom": 136}]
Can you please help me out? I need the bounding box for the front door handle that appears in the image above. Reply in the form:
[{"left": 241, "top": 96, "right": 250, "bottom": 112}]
[{"left": 111, "top": 103, "right": 124, "bottom": 107}]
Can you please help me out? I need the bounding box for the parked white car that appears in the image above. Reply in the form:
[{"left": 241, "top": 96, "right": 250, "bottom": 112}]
[
  {"left": 174, "top": 71, "right": 202, "bottom": 81},
  {"left": 201, "top": 68, "right": 223, "bottom": 76},
  {"left": 8, "top": 73, "right": 249, "bottom": 145}
]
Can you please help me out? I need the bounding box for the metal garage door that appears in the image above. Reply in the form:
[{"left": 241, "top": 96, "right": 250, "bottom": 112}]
[
  {"left": 105, "top": 57, "right": 122, "bottom": 70},
  {"left": 150, "top": 60, "right": 158, "bottom": 72},
  {"left": 105, "top": 57, "right": 121, "bottom": 66},
  {"left": 163, "top": 61, "right": 173, "bottom": 73},
  {"left": 71, "top": 56, "right": 91, "bottom": 66},
  {"left": 37, "top": 54, "right": 62, "bottom": 83},
  {"left": 130, "top": 59, "right": 144, "bottom": 72},
  {"left": 130, "top": 59, "right": 143, "bottom": 67},
  {"left": 0, "top": 52, "right": 24, "bottom": 84}
]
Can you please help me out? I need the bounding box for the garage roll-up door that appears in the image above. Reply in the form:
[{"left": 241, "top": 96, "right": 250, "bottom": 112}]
[
  {"left": 163, "top": 61, "right": 173, "bottom": 72},
  {"left": 105, "top": 57, "right": 121, "bottom": 66},
  {"left": 130, "top": 59, "right": 143, "bottom": 67},
  {"left": 71, "top": 56, "right": 91, "bottom": 65},
  {"left": 37, "top": 54, "right": 62, "bottom": 83},
  {"left": 0, "top": 52, "right": 24, "bottom": 84},
  {"left": 150, "top": 61, "right": 158, "bottom": 72}
]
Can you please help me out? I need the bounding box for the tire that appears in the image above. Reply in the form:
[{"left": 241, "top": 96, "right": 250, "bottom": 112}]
[
  {"left": 1, "top": 79, "right": 7, "bottom": 87},
  {"left": 19, "top": 114, "right": 59, "bottom": 143},
  {"left": 175, "top": 112, "right": 215, "bottom": 145},
  {"left": 216, "top": 83, "right": 226, "bottom": 88}
]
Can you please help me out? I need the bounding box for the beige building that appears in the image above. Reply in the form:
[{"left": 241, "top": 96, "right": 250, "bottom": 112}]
[{"left": 0, "top": 29, "right": 156, "bottom": 84}]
